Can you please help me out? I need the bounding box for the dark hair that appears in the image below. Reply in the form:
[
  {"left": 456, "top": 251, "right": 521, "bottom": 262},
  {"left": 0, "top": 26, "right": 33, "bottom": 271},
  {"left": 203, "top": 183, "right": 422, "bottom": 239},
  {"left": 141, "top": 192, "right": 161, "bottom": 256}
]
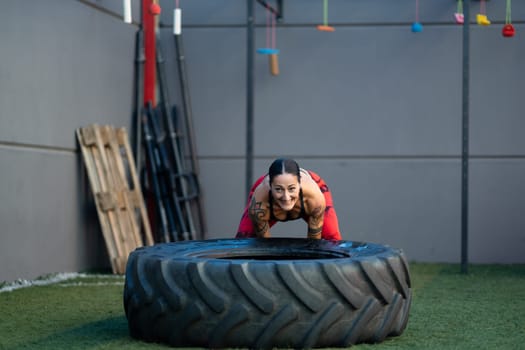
[{"left": 268, "top": 158, "right": 301, "bottom": 185}]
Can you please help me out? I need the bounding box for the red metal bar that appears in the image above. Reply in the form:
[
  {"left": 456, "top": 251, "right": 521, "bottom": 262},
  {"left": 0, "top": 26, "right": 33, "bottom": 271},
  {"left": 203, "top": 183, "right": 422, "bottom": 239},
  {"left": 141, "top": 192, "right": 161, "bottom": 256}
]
[
  {"left": 142, "top": 0, "right": 157, "bottom": 106},
  {"left": 142, "top": 0, "right": 159, "bottom": 241}
]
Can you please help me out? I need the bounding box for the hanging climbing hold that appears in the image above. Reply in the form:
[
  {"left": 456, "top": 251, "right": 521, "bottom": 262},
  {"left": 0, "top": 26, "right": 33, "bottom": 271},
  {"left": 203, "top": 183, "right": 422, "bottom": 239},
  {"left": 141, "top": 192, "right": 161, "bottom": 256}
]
[
  {"left": 454, "top": 13, "right": 464, "bottom": 24},
  {"left": 477, "top": 0, "right": 490, "bottom": 26},
  {"left": 257, "top": 7, "right": 280, "bottom": 76},
  {"left": 502, "top": 24, "right": 515, "bottom": 37},
  {"left": 317, "top": 25, "right": 335, "bottom": 32},
  {"left": 269, "top": 54, "right": 279, "bottom": 76},
  {"left": 317, "top": 0, "right": 335, "bottom": 32},
  {"left": 503, "top": 0, "right": 515, "bottom": 37},
  {"left": 476, "top": 14, "right": 491, "bottom": 26},
  {"left": 257, "top": 48, "right": 280, "bottom": 55},
  {"left": 149, "top": 3, "right": 161, "bottom": 16},
  {"left": 411, "top": 22, "right": 423, "bottom": 33},
  {"left": 455, "top": 0, "right": 464, "bottom": 24},
  {"left": 412, "top": 0, "right": 422, "bottom": 33}
]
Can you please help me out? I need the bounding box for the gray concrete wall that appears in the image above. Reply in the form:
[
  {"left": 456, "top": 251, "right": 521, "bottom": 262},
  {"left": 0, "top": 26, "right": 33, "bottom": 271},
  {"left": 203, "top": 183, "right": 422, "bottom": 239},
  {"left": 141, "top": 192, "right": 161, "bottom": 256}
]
[
  {"left": 161, "top": 0, "right": 525, "bottom": 264},
  {"left": 1, "top": 0, "right": 524, "bottom": 282},
  {"left": 0, "top": 0, "right": 138, "bottom": 282}
]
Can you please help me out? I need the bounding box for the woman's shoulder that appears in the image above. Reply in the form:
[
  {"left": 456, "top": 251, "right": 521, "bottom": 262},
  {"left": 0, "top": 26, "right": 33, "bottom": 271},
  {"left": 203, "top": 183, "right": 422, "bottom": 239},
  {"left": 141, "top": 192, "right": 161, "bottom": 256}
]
[
  {"left": 300, "top": 170, "right": 324, "bottom": 202},
  {"left": 253, "top": 175, "right": 270, "bottom": 200},
  {"left": 300, "top": 169, "right": 317, "bottom": 187},
  {"left": 299, "top": 168, "right": 310, "bottom": 178}
]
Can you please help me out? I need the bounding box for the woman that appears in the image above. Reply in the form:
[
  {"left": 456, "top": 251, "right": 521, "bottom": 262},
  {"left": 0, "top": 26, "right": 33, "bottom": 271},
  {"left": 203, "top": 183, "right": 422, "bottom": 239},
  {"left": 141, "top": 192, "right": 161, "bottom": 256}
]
[{"left": 236, "top": 158, "right": 342, "bottom": 240}]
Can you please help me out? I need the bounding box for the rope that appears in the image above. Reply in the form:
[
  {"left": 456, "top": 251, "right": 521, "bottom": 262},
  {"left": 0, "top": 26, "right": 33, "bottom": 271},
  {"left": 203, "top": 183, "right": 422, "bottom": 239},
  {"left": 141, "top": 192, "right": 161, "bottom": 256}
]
[
  {"left": 272, "top": 11, "right": 277, "bottom": 49},
  {"left": 264, "top": 6, "right": 276, "bottom": 49},
  {"left": 323, "top": 0, "right": 329, "bottom": 26},
  {"left": 506, "top": 0, "right": 512, "bottom": 24},
  {"left": 266, "top": 8, "right": 270, "bottom": 48}
]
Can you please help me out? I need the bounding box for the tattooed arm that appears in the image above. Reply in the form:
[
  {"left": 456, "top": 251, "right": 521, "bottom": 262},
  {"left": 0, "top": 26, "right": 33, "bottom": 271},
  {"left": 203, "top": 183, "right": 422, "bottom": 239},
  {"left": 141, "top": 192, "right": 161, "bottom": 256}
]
[
  {"left": 304, "top": 179, "right": 326, "bottom": 239},
  {"left": 248, "top": 196, "right": 271, "bottom": 238},
  {"left": 307, "top": 204, "right": 324, "bottom": 239}
]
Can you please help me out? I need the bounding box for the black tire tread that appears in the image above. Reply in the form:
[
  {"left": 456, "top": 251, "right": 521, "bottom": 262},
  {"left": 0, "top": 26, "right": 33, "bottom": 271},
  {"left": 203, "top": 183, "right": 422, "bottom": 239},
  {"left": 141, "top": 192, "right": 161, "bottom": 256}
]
[{"left": 124, "top": 239, "right": 412, "bottom": 348}]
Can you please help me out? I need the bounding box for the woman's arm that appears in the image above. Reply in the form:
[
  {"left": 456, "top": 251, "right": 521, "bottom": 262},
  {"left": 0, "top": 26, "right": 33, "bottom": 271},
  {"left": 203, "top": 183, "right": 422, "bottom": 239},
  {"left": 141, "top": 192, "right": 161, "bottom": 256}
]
[
  {"left": 248, "top": 194, "right": 271, "bottom": 238},
  {"left": 302, "top": 174, "right": 327, "bottom": 239},
  {"left": 303, "top": 170, "right": 342, "bottom": 240},
  {"left": 307, "top": 203, "right": 324, "bottom": 239}
]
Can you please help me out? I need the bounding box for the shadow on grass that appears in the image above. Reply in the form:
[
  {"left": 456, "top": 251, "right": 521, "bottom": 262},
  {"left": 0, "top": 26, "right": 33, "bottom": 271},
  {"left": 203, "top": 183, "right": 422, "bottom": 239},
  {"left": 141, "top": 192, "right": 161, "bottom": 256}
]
[{"left": 12, "top": 316, "right": 136, "bottom": 349}]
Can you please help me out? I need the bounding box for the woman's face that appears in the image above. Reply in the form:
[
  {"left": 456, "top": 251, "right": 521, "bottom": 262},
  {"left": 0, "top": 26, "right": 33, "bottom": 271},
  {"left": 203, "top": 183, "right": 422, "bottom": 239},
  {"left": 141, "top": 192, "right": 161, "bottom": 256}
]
[{"left": 270, "top": 173, "right": 299, "bottom": 211}]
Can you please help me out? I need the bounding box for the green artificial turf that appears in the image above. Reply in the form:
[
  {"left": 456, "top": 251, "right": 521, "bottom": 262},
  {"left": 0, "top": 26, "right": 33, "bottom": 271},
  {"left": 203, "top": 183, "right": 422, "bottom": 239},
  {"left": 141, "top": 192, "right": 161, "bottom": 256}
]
[{"left": 0, "top": 264, "right": 524, "bottom": 349}]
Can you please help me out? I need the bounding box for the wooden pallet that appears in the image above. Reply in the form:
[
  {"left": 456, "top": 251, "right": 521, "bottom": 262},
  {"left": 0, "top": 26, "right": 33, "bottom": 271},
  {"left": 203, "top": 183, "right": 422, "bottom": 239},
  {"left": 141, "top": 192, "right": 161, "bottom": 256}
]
[{"left": 76, "top": 124, "right": 153, "bottom": 274}]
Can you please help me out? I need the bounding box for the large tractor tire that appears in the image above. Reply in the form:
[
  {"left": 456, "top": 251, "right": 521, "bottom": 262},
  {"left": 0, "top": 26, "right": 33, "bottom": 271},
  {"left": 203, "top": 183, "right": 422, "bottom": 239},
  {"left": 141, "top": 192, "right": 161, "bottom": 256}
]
[{"left": 124, "top": 238, "right": 412, "bottom": 348}]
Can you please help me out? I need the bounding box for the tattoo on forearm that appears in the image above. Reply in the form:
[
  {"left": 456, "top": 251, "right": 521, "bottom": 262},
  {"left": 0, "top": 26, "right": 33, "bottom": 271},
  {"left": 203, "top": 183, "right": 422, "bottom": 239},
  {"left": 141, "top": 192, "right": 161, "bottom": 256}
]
[
  {"left": 308, "top": 226, "right": 322, "bottom": 234},
  {"left": 249, "top": 197, "right": 269, "bottom": 237},
  {"left": 308, "top": 230, "right": 322, "bottom": 239},
  {"left": 308, "top": 205, "right": 323, "bottom": 239},
  {"left": 311, "top": 206, "right": 323, "bottom": 218},
  {"left": 255, "top": 222, "right": 269, "bottom": 237},
  {"left": 309, "top": 207, "right": 323, "bottom": 227},
  {"left": 249, "top": 197, "right": 267, "bottom": 221}
]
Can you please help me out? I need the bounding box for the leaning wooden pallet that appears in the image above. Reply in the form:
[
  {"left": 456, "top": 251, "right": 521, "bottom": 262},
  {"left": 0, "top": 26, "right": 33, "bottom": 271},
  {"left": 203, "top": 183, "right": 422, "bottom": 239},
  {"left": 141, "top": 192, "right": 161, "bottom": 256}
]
[{"left": 76, "top": 124, "right": 153, "bottom": 274}]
